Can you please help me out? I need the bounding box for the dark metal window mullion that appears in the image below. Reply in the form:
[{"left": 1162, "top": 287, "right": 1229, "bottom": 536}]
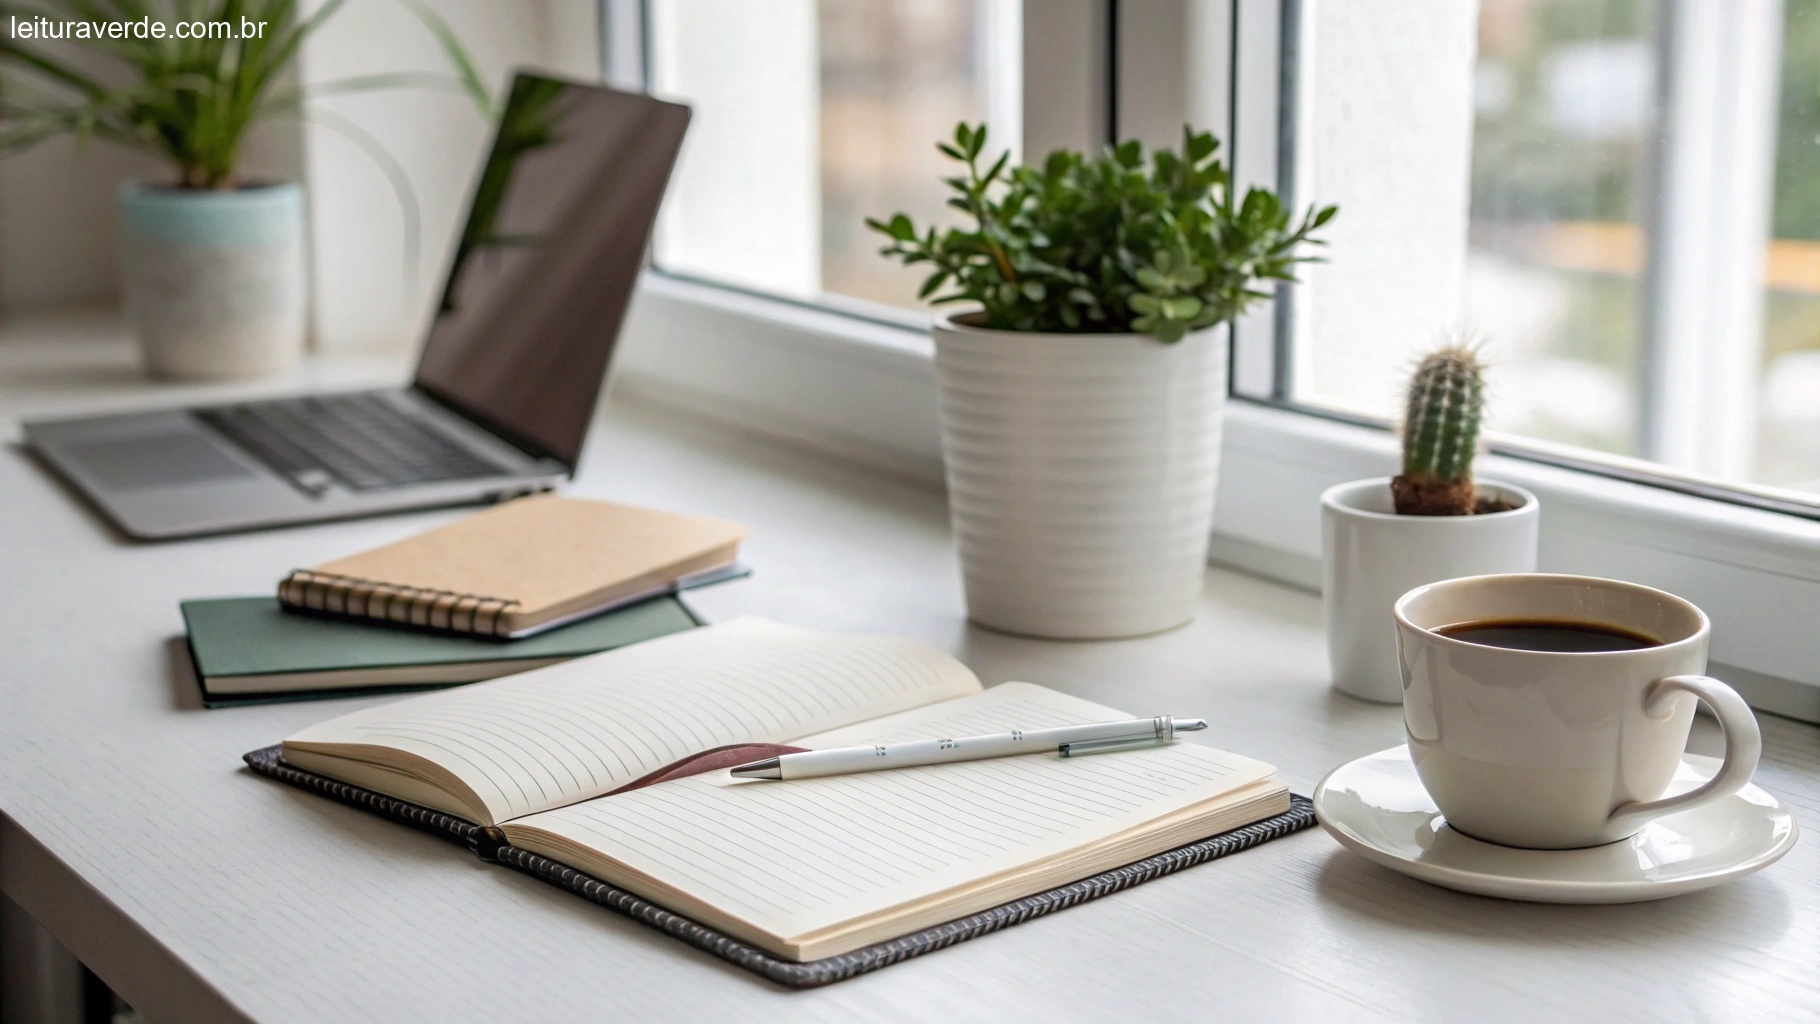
[{"left": 1271, "top": 0, "right": 1302, "bottom": 403}]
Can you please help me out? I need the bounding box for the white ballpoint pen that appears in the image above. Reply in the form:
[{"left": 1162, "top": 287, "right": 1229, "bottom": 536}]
[{"left": 728, "top": 715, "right": 1207, "bottom": 781}]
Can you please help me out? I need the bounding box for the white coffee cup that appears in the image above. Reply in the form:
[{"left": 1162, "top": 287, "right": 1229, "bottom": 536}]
[{"left": 1393, "top": 573, "right": 1762, "bottom": 850}]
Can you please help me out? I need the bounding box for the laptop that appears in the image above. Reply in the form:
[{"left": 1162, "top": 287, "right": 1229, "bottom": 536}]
[{"left": 24, "top": 73, "right": 690, "bottom": 540}]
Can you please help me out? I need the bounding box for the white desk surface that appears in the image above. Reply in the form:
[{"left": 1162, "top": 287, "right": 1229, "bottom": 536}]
[{"left": 2, "top": 328, "right": 1817, "bottom": 1023}]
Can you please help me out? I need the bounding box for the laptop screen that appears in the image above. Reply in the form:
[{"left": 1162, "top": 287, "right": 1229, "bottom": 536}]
[{"left": 412, "top": 74, "right": 690, "bottom": 467}]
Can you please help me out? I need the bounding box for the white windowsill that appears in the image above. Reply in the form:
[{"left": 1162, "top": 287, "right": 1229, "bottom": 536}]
[
  {"left": 616, "top": 273, "right": 947, "bottom": 485},
  {"left": 614, "top": 272, "right": 1820, "bottom": 723}
]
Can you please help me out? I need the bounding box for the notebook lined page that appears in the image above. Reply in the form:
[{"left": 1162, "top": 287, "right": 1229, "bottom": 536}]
[
  {"left": 504, "top": 683, "right": 1274, "bottom": 940},
  {"left": 284, "top": 619, "right": 982, "bottom": 822}
]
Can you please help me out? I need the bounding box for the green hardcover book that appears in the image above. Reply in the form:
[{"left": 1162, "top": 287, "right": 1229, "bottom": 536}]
[{"left": 182, "top": 596, "right": 701, "bottom": 707}]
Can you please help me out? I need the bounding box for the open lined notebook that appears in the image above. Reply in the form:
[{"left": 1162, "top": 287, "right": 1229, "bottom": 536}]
[{"left": 271, "top": 620, "right": 1291, "bottom": 965}]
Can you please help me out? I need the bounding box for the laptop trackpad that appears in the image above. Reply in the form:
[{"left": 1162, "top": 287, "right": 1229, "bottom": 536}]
[{"left": 63, "top": 432, "right": 256, "bottom": 490}]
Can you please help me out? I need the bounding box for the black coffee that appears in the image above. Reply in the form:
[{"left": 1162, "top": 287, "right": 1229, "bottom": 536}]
[{"left": 1434, "top": 619, "right": 1660, "bottom": 653}]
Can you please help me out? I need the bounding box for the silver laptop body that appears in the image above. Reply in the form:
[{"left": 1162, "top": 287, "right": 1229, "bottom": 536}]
[{"left": 24, "top": 73, "right": 690, "bottom": 540}]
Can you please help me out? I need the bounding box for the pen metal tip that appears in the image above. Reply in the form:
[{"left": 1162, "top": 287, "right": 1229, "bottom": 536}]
[
  {"left": 1174, "top": 718, "right": 1209, "bottom": 732},
  {"left": 729, "top": 757, "right": 782, "bottom": 780}
]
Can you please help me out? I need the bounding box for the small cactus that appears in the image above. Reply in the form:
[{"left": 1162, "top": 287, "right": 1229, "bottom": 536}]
[{"left": 1392, "top": 345, "right": 1486, "bottom": 516}]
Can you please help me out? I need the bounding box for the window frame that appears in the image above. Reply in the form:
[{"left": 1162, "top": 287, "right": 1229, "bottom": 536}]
[{"left": 602, "top": 0, "right": 1820, "bottom": 723}]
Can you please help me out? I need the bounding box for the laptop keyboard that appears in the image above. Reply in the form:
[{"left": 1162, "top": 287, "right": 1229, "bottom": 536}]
[{"left": 195, "top": 393, "right": 510, "bottom": 493}]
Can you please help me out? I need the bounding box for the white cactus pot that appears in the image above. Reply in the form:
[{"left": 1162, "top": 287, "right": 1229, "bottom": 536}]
[
  {"left": 1321, "top": 477, "right": 1541, "bottom": 703},
  {"left": 118, "top": 182, "right": 307, "bottom": 379},
  {"left": 931, "top": 312, "right": 1227, "bottom": 639}
]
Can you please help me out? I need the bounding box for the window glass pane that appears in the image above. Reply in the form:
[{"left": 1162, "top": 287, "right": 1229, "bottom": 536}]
[
  {"left": 646, "top": 0, "right": 1021, "bottom": 314},
  {"left": 1281, "top": 0, "right": 1820, "bottom": 501},
  {"left": 1765, "top": 1, "right": 1820, "bottom": 491},
  {"left": 1467, "top": 0, "right": 1654, "bottom": 457}
]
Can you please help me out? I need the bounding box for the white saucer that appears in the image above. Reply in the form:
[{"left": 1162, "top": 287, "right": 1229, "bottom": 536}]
[{"left": 1312, "top": 746, "right": 1799, "bottom": 903}]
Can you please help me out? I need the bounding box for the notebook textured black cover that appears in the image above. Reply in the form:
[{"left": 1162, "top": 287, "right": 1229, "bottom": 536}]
[{"left": 244, "top": 745, "right": 1315, "bottom": 987}]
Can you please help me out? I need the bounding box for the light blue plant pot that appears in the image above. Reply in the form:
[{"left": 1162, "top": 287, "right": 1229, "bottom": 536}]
[{"left": 118, "top": 182, "right": 307, "bottom": 379}]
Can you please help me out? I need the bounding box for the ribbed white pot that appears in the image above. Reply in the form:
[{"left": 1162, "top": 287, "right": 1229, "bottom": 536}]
[{"left": 932, "top": 312, "right": 1227, "bottom": 639}]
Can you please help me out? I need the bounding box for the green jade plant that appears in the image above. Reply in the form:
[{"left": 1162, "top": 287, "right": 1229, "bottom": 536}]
[
  {"left": 1392, "top": 345, "right": 1500, "bottom": 516},
  {"left": 866, "top": 123, "right": 1336, "bottom": 342}
]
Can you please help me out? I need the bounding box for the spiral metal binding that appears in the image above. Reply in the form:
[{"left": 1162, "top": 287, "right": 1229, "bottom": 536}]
[{"left": 278, "top": 569, "right": 522, "bottom": 636}]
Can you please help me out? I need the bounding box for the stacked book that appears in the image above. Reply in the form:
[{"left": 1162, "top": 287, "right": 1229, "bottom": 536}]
[{"left": 183, "top": 496, "right": 747, "bottom": 705}]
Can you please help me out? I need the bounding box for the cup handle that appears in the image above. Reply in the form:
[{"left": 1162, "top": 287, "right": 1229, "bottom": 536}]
[{"left": 1605, "top": 675, "right": 1762, "bottom": 836}]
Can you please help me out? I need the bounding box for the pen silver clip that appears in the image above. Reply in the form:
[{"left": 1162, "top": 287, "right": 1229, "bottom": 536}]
[{"left": 1058, "top": 736, "right": 1162, "bottom": 758}]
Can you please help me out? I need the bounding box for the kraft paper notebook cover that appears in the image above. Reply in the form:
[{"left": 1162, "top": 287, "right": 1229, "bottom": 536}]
[
  {"left": 278, "top": 495, "right": 748, "bottom": 638},
  {"left": 184, "top": 595, "right": 700, "bottom": 706},
  {"left": 244, "top": 620, "right": 1315, "bottom": 986}
]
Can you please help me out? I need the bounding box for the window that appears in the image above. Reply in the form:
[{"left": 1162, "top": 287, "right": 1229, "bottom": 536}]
[
  {"left": 606, "top": 0, "right": 1820, "bottom": 718},
  {"left": 1262, "top": 0, "right": 1820, "bottom": 506},
  {"left": 642, "top": 0, "right": 1022, "bottom": 318}
]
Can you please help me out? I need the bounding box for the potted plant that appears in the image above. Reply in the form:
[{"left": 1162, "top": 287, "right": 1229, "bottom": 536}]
[
  {"left": 868, "top": 124, "right": 1335, "bottom": 639},
  {"left": 0, "top": 0, "right": 487, "bottom": 379},
  {"left": 1321, "top": 345, "right": 1540, "bottom": 702}
]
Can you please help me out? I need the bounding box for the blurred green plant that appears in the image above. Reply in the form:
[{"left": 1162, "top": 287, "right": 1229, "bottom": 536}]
[
  {"left": 866, "top": 123, "right": 1336, "bottom": 342},
  {"left": 0, "top": 0, "right": 493, "bottom": 189}
]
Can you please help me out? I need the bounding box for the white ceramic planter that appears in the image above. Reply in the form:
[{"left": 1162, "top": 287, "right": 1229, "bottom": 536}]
[
  {"left": 931, "top": 313, "right": 1227, "bottom": 639},
  {"left": 118, "top": 182, "right": 307, "bottom": 379},
  {"left": 1321, "top": 477, "right": 1539, "bottom": 703}
]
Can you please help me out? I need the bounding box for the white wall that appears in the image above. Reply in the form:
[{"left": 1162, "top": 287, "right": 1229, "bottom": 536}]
[{"left": 0, "top": 138, "right": 163, "bottom": 311}]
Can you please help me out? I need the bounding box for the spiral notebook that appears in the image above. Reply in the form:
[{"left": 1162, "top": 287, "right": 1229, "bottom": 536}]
[
  {"left": 247, "top": 620, "right": 1313, "bottom": 984},
  {"left": 278, "top": 495, "right": 747, "bottom": 638}
]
